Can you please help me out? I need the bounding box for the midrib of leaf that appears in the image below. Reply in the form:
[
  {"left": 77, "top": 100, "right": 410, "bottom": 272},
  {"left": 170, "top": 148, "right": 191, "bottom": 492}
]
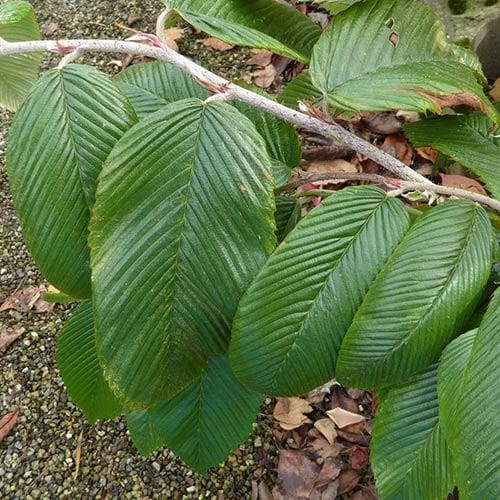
[
  {"left": 121, "top": 82, "right": 171, "bottom": 105},
  {"left": 165, "top": 105, "right": 230, "bottom": 351},
  {"left": 377, "top": 207, "right": 478, "bottom": 363},
  {"left": 271, "top": 195, "right": 392, "bottom": 387},
  {"left": 57, "top": 71, "right": 93, "bottom": 212}
]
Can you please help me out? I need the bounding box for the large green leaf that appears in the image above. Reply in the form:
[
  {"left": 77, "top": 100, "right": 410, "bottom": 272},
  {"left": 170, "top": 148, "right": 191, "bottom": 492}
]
[
  {"left": 114, "top": 61, "right": 208, "bottom": 119},
  {"left": 114, "top": 62, "right": 301, "bottom": 185},
  {"left": 164, "top": 0, "right": 321, "bottom": 63},
  {"left": 439, "top": 290, "right": 500, "bottom": 499},
  {"left": 371, "top": 365, "right": 454, "bottom": 499},
  {"left": 90, "top": 99, "right": 276, "bottom": 406},
  {"left": 302, "top": 0, "right": 362, "bottom": 14},
  {"left": 126, "top": 355, "right": 262, "bottom": 473},
  {"left": 230, "top": 186, "right": 410, "bottom": 396},
  {"left": 6, "top": 64, "right": 137, "bottom": 299},
  {"left": 309, "top": 0, "right": 496, "bottom": 119},
  {"left": 0, "top": 0, "right": 41, "bottom": 110},
  {"left": 404, "top": 113, "right": 500, "bottom": 199},
  {"left": 57, "top": 302, "right": 122, "bottom": 423},
  {"left": 337, "top": 201, "right": 494, "bottom": 389}
]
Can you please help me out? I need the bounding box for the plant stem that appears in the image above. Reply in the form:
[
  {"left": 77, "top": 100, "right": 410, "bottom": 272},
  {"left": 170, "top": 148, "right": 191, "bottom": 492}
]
[{"left": 1, "top": 37, "right": 499, "bottom": 212}]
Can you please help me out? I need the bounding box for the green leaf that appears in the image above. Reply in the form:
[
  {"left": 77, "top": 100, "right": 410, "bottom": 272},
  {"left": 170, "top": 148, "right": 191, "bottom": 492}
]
[
  {"left": 230, "top": 186, "right": 410, "bottom": 396},
  {"left": 6, "top": 64, "right": 137, "bottom": 299},
  {"left": 309, "top": 0, "right": 496, "bottom": 119},
  {"left": 114, "top": 61, "right": 208, "bottom": 119},
  {"left": 233, "top": 101, "right": 301, "bottom": 186},
  {"left": 337, "top": 201, "right": 494, "bottom": 389},
  {"left": 57, "top": 302, "right": 122, "bottom": 423},
  {"left": 371, "top": 365, "right": 454, "bottom": 499},
  {"left": 404, "top": 113, "right": 500, "bottom": 199},
  {"left": 127, "top": 355, "right": 262, "bottom": 473},
  {"left": 278, "top": 73, "right": 323, "bottom": 110},
  {"left": 0, "top": 0, "right": 41, "bottom": 110},
  {"left": 439, "top": 290, "right": 500, "bottom": 499},
  {"left": 90, "top": 99, "right": 276, "bottom": 406},
  {"left": 302, "top": 0, "right": 362, "bottom": 15},
  {"left": 165, "top": 0, "right": 321, "bottom": 63},
  {"left": 274, "top": 195, "right": 301, "bottom": 243}
]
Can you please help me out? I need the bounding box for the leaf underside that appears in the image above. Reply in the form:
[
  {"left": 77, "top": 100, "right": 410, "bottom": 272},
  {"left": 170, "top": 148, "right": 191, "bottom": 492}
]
[
  {"left": 230, "top": 186, "right": 410, "bottom": 395},
  {"left": 404, "top": 113, "right": 500, "bottom": 199},
  {"left": 0, "top": 0, "right": 42, "bottom": 110},
  {"left": 6, "top": 64, "right": 137, "bottom": 299},
  {"left": 57, "top": 302, "right": 121, "bottom": 423},
  {"left": 165, "top": 0, "right": 321, "bottom": 62},
  {"left": 127, "top": 354, "right": 262, "bottom": 473},
  {"left": 336, "top": 201, "right": 493, "bottom": 389},
  {"left": 90, "top": 99, "right": 276, "bottom": 406},
  {"left": 309, "top": 0, "right": 495, "bottom": 119},
  {"left": 371, "top": 365, "right": 454, "bottom": 499}
]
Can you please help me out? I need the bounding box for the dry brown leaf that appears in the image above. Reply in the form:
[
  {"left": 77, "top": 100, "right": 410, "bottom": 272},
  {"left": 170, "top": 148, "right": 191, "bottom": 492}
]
[
  {"left": 314, "top": 457, "right": 341, "bottom": 489},
  {"left": 348, "top": 446, "right": 370, "bottom": 470},
  {"left": 42, "top": 22, "right": 59, "bottom": 37},
  {"left": 350, "top": 486, "right": 378, "bottom": 500},
  {"left": 253, "top": 64, "right": 278, "bottom": 89},
  {"left": 247, "top": 49, "right": 273, "bottom": 67},
  {"left": 164, "top": 27, "right": 185, "bottom": 52},
  {"left": 127, "top": 13, "right": 143, "bottom": 27},
  {"left": 307, "top": 159, "right": 359, "bottom": 186},
  {"left": 0, "top": 286, "right": 41, "bottom": 313},
  {"left": 272, "top": 450, "right": 320, "bottom": 500},
  {"left": 0, "top": 410, "right": 19, "bottom": 442},
  {"left": 489, "top": 78, "right": 500, "bottom": 102},
  {"left": 416, "top": 146, "right": 438, "bottom": 163},
  {"left": 327, "top": 407, "right": 365, "bottom": 429},
  {"left": 314, "top": 418, "right": 338, "bottom": 445},
  {"left": 380, "top": 134, "right": 413, "bottom": 165},
  {"left": 439, "top": 173, "right": 487, "bottom": 195},
  {"left": 0, "top": 326, "right": 25, "bottom": 353},
  {"left": 257, "top": 481, "right": 273, "bottom": 500},
  {"left": 361, "top": 112, "right": 402, "bottom": 135},
  {"left": 273, "top": 397, "right": 312, "bottom": 431},
  {"left": 338, "top": 469, "right": 362, "bottom": 495},
  {"left": 74, "top": 430, "right": 83, "bottom": 480},
  {"left": 309, "top": 436, "right": 343, "bottom": 460},
  {"left": 330, "top": 385, "right": 359, "bottom": 413},
  {"left": 202, "top": 37, "right": 234, "bottom": 52},
  {"left": 319, "top": 479, "right": 339, "bottom": 499},
  {"left": 337, "top": 429, "right": 371, "bottom": 446}
]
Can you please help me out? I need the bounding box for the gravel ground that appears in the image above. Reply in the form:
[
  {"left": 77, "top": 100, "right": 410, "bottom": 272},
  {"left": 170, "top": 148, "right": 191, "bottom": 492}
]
[{"left": 1, "top": 1, "right": 277, "bottom": 498}]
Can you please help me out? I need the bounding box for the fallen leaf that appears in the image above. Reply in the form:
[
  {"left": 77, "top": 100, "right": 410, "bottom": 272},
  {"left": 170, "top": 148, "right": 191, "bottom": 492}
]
[
  {"left": 247, "top": 49, "right": 273, "bottom": 67},
  {"left": 439, "top": 173, "right": 487, "bottom": 195},
  {"left": 309, "top": 436, "right": 343, "bottom": 460},
  {"left": 416, "top": 146, "right": 438, "bottom": 163},
  {"left": 0, "top": 326, "right": 25, "bottom": 353},
  {"left": 319, "top": 479, "right": 339, "bottom": 499},
  {"left": 336, "top": 429, "right": 371, "bottom": 446},
  {"left": 489, "top": 78, "right": 500, "bottom": 102},
  {"left": 380, "top": 134, "right": 413, "bottom": 165},
  {"left": 74, "top": 430, "right": 83, "bottom": 480},
  {"left": 34, "top": 294, "right": 55, "bottom": 313},
  {"left": 314, "top": 418, "right": 338, "bottom": 445},
  {"left": 127, "top": 13, "right": 143, "bottom": 27},
  {"left": 330, "top": 385, "right": 359, "bottom": 413},
  {"left": 253, "top": 64, "right": 278, "bottom": 89},
  {"left": 0, "top": 286, "right": 41, "bottom": 313},
  {"left": 272, "top": 450, "right": 320, "bottom": 499},
  {"left": 307, "top": 159, "right": 359, "bottom": 185},
  {"left": 42, "top": 22, "right": 59, "bottom": 37},
  {"left": 338, "top": 469, "right": 362, "bottom": 495},
  {"left": 348, "top": 446, "right": 370, "bottom": 470},
  {"left": 314, "top": 457, "right": 341, "bottom": 489},
  {"left": 202, "top": 37, "right": 234, "bottom": 52},
  {"left": 0, "top": 410, "right": 19, "bottom": 442},
  {"left": 361, "top": 112, "right": 402, "bottom": 134},
  {"left": 164, "top": 27, "right": 185, "bottom": 52},
  {"left": 257, "top": 481, "right": 273, "bottom": 500},
  {"left": 327, "top": 407, "right": 365, "bottom": 429},
  {"left": 273, "top": 397, "right": 312, "bottom": 431},
  {"left": 350, "top": 485, "right": 378, "bottom": 500}
]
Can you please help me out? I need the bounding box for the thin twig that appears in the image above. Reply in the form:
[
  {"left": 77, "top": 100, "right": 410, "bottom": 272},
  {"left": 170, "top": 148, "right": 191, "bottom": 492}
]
[
  {"left": 1, "top": 37, "right": 499, "bottom": 212},
  {"left": 156, "top": 7, "right": 173, "bottom": 47}
]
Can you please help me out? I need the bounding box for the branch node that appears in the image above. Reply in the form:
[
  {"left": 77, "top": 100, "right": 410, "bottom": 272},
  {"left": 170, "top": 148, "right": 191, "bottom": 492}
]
[{"left": 57, "top": 48, "right": 84, "bottom": 69}]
